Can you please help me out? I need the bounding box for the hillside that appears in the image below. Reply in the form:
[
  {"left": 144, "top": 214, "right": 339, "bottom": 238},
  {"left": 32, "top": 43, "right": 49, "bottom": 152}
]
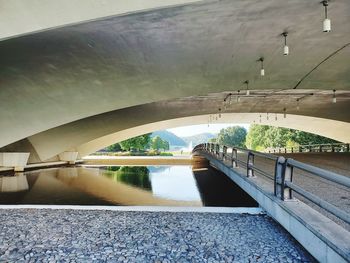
[
  {"left": 181, "top": 133, "right": 216, "bottom": 146},
  {"left": 151, "top": 130, "right": 186, "bottom": 146}
]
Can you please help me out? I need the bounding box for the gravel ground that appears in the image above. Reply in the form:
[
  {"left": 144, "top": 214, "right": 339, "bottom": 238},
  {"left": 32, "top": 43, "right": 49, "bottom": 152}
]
[{"left": 0, "top": 209, "right": 315, "bottom": 262}]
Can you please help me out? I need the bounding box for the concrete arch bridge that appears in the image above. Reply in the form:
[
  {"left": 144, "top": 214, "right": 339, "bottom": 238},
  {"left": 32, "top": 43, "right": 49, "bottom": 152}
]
[{"left": 0, "top": 0, "right": 349, "bottom": 165}]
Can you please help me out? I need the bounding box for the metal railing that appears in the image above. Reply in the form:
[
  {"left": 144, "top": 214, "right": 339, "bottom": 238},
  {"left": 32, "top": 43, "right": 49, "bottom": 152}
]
[
  {"left": 267, "top": 143, "right": 350, "bottom": 154},
  {"left": 193, "top": 143, "right": 350, "bottom": 225}
]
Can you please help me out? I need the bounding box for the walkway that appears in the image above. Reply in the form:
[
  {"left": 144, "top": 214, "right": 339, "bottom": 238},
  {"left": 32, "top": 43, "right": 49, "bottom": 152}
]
[{"left": 0, "top": 209, "right": 314, "bottom": 262}]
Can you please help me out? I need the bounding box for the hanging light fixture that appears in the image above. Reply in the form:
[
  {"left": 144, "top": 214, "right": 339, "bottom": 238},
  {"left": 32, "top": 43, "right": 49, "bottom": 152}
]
[
  {"left": 218, "top": 108, "right": 222, "bottom": 118},
  {"left": 244, "top": 80, "right": 250, "bottom": 95},
  {"left": 283, "top": 108, "right": 287, "bottom": 118},
  {"left": 282, "top": 32, "right": 289, "bottom": 56},
  {"left": 332, "top": 89, "right": 337, "bottom": 103},
  {"left": 237, "top": 90, "right": 241, "bottom": 102},
  {"left": 258, "top": 57, "right": 265, "bottom": 76},
  {"left": 296, "top": 99, "right": 300, "bottom": 111},
  {"left": 322, "top": 1, "right": 331, "bottom": 32},
  {"left": 259, "top": 115, "right": 262, "bottom": 123}
]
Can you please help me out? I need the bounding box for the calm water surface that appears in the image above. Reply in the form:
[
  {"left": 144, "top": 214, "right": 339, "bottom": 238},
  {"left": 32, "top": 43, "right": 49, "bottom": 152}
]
[{"left": 0, "top": 165, "right": 257, "bottom": 207}]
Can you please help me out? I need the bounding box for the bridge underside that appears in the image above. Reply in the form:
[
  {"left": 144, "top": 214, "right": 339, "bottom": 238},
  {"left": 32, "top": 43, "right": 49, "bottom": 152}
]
[{"left": 1, "top": 0, "right": 350, "bottom": 162}]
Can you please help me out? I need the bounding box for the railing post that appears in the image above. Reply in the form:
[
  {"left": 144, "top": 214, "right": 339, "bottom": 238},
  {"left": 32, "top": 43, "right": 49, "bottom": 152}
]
[
  {"left": 282, "top": 160, "right": 294, "bottom": 200},
  {"left": 231, "top": 148, "right": 238, "bottom": 168},
  {"left": 275, "top": 157, "right": 293, "bottom": 200},
  {"left": 247, "top": 152, "right": 255, "bottom": 177},
  {"left": 222, "top": 146, "right": 227, "bottom": 161},
  {"left": 274, "top": 156, "right": 285, "bottom": 198}
]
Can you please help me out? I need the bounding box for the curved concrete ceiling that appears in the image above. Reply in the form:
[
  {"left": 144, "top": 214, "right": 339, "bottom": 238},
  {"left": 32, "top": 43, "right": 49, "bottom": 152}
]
[
  {"left": 0, "top": 0, "right": 201, "bottom": 41},
  {"left": 2, "top": 90, "right": 349, "bottom": 163},
  {"left": 0, "top": 0, "right": 350, "bottom": 151}
]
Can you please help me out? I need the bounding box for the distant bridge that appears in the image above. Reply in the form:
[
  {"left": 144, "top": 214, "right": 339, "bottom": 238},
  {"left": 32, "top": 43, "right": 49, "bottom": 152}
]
[{"left": 193, "top": 143, "right": 350, "bottom": 263}]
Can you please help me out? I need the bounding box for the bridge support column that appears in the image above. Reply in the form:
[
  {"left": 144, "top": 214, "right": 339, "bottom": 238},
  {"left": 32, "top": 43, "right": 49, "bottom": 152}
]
[
  {"left": 0, "top": 152, "right": 30, "bottom": 172},
  {"left": 58, "top": 151, "right": 78, "bottom": 164}
]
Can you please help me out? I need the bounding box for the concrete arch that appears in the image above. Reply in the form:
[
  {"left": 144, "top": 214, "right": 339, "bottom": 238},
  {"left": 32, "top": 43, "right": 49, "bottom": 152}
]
[
  {"left": 76, "top": 113, "right": 350, "bottom": 157},
  {"left": 1, "top": 88, "right": 350, "bottom": 163},
  {"left": 0, "top": 0, "right": 350, "bottom": 150}
]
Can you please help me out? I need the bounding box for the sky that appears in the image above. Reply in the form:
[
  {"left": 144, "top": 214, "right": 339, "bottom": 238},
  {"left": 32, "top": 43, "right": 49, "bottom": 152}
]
[{"left": 167, "top": 123, "right": 250, "bottom": 137}]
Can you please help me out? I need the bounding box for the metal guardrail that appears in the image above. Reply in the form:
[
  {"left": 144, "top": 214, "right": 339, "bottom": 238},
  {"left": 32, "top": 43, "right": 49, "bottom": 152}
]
[
  {"left": 193, "top": 143, "right": 350, "bottom": 225},
  {"left": 267, "top": 143, "right": 350, "bottom": 154}
]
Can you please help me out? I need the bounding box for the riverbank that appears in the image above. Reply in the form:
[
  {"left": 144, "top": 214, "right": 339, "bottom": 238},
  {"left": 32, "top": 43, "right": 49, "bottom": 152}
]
[
  {"left": 83, "top": 155, "right": 195, "bottom": 166},
  {"left": 0, "top": 209, "right": 314, "bottom": 262}
]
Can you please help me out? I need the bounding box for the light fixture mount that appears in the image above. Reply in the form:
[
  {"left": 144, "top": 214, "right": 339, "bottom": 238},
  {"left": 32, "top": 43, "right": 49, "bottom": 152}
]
[
  {"left": 244, "top": 80, "right": 250, "bottom": 95},
  {"left": 282, "top": 32, "right": 289, "bottom": 56},
  {"left": 258, "top": 57, "right": 265, "bottom": 76},
  {"left": 321, "top": 0, "right": 331, "bottom": 32}
]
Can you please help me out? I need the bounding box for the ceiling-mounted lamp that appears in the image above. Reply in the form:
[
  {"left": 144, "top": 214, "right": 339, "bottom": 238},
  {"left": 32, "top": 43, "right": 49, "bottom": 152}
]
[
  {"left": 244, "top": 80, "right": 250, "bottom": 95},
  {"left": 282, "top": 32, "right": 289, "bottom": 56},
  {"left": 258, "top": 57, "right": 265, "bottom": 76},
  {"left": 296, "top": 99, "right": 300, "bottom": 111},
  {"left": 332, "top": 89, "right": 337, "bottom": 103},
  {"left": 218, "top": 108, "right": 222, "bottom": 118},
  {"left": 322, "top": 1, "right": 331, "bottom": 32}
]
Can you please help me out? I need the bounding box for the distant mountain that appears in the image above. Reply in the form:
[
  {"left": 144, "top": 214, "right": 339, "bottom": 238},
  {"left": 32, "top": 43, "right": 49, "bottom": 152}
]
[
  {"left": 181, "top": 133, "right": 216, "bottom": 146},
  {"left": 151, "top": 130, "right": 186, "bottom": 146}
]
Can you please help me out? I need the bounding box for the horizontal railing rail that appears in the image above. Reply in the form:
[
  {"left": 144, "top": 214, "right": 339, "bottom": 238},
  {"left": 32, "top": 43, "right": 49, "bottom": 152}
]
[
  {"left": 267, "top": 142, "right": 350, "bottom": 154},
  {"left": 193, "top": 143, "right": 350, "bottom": 225}
]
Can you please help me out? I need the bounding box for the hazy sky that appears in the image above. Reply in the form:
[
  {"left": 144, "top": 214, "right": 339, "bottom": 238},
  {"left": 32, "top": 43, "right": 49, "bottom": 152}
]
[{"left": 167, "top": 123, "right": 250, "bottom": 137}]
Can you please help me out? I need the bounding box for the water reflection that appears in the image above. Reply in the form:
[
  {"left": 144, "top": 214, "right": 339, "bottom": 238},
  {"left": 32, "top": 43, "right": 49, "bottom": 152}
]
[
  {"left": 0, "top": 173, "right": 29, "bottom": 192},
  {"left": 0, "top": 165, "right": 257, "bottom": 207},
  {"left": 104, "top": 166, "right": 152, "bottom": 190}
]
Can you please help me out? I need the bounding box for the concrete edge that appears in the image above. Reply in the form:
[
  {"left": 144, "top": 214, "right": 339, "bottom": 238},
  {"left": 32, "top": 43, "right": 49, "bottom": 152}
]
[
  {"left": 0, "top": 205, "right": 264, "bottom": 214},
  {"left": 198, "top": 151, "right": 350, "bottom": 263},
  {"left": 0, "top": 160, "right": 84, "bottom": 174}
]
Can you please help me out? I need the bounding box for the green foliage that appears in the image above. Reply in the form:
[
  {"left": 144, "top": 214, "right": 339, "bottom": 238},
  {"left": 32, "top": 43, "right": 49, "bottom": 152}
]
[
  {"left": 105, "top": 143, "right": 121, "bottom": 152},
  {"left": 159, "top": 152, "right": 173, "bottom": 156},
  {"left": 151, "top": 130, "right": 186, "bottom": 146},
  {"left": 209, "top": 138, "right": 217, "bottom": 143},
  {"left": 246, "top": 125, "right": 338, "bottom": 150},
  {"left": 150, "top": 136, "right": 170, "bottom": 151},
  {"left": 119, "top": 134, "right": 151, "bottom": 151},
  {"left": 216, "top": 126, "right": 247, "bottom": 147}
]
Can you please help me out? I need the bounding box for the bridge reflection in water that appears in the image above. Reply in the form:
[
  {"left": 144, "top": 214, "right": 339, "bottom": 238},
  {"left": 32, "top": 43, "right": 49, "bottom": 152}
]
[{"left": 0, "top": 165, "right": 257, "bottom": 207}]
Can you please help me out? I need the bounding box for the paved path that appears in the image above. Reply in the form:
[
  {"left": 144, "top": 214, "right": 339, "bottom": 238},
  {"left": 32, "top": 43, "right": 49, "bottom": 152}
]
[
  {"left": 229, "top": 152, "right": 350, "bottom": 230},
  {"left": 0, "top": 209, "right": 315, "bottom": 262}
]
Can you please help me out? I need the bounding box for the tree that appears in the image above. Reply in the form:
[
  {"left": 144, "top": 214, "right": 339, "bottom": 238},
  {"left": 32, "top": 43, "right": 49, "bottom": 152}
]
[
  {"left": 246, "top": 124, "right": 338, "bottom": 151},
  {"left": 151, "top": 136, "right": 170, "bottom": 151},
  {"left": 216, "top": 126, "right": 247, "bottom": 147},
  {"left": 119, "top": 134, "right": 151, "bottom": 151},
  {"left": 105, "top": 143, "right": 121, "bottom": 152}
]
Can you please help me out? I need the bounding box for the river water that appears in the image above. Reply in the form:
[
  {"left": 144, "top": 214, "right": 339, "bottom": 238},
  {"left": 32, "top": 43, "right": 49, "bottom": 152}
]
[{"left": 0, "top": 165, "right": 257, "bottom": 207}]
